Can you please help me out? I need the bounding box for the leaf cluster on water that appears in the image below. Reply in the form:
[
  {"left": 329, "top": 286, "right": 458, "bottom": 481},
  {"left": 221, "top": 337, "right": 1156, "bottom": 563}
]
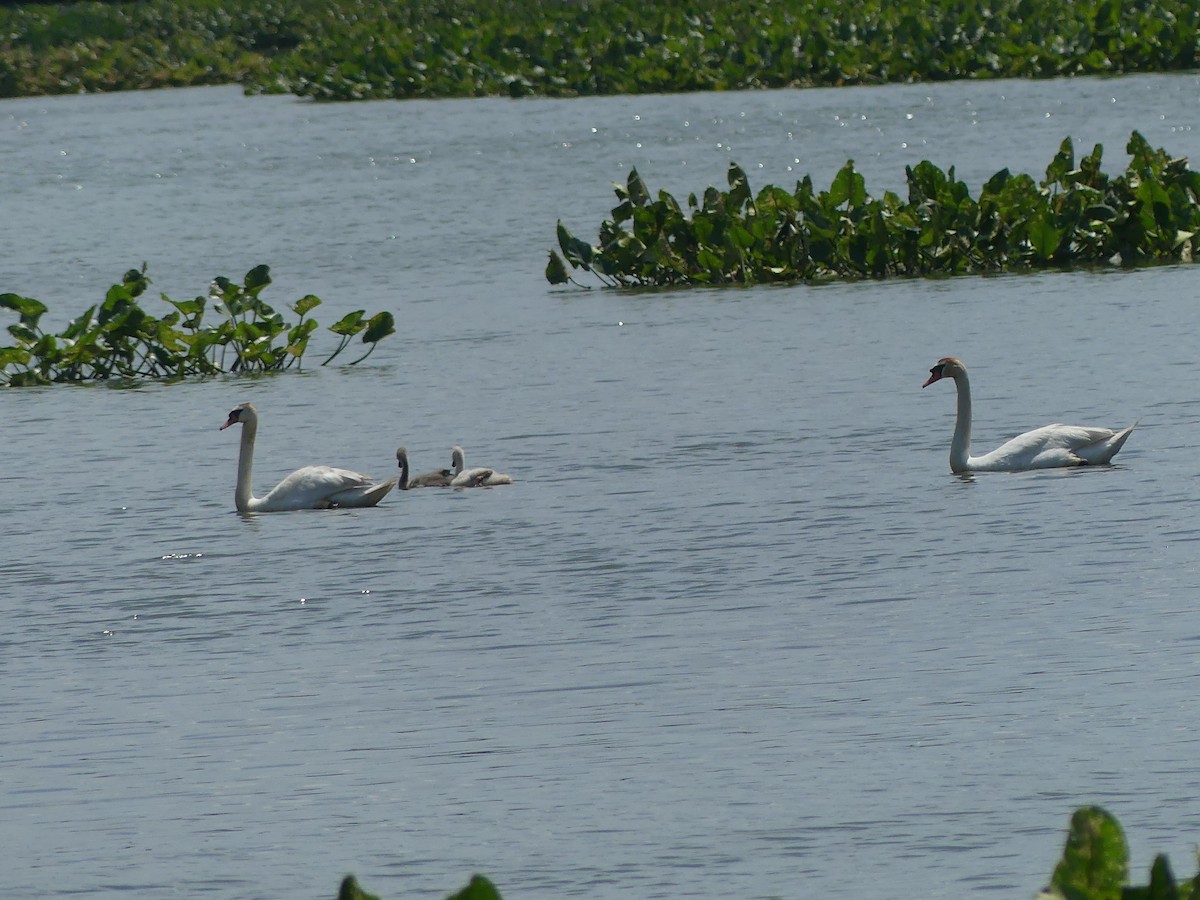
[
  {"left": 0, "top": 0, "right": 1198, "bottom": 100},
  {"left": 547, "top": 131, "right": 1200, "bottom": 288},
  {"left": 0, "top": 264, "right": 395, "bottom": 386}
]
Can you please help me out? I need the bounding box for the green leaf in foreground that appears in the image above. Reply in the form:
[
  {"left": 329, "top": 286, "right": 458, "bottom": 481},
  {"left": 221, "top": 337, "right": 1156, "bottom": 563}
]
[
  {"left": 1050, "top": 806, "right": 1128, "bottom": 900},
  {"left": 337, "top": 875, "right": 381, "bottom": 900},
  {"left": 335, "top": 872, "right": 502, "bottom": 900},
  {"left": 447, "top": 874, "right": 504, "bottom": 900},
  {"left": 1142, "top": 854, "right": 1180, "bottom": 900}
]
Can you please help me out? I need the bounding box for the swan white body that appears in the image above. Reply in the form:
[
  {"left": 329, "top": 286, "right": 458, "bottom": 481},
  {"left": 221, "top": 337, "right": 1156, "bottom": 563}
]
[
  {"left": 449, "top": 445, "right": 513, "bottom": 487},
  {"left": 395, "top": 447, "right": 453, "bottom": 489},
  {"left": 922, "top": 357, "right": 1136, "bottom": 474},
  {"left": 220, "top": 403, "right": 396, "bottom": 512}
]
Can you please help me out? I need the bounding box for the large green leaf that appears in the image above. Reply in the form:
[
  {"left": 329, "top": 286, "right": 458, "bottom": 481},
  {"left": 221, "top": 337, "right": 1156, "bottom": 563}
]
[
  {"left": 8, "top": 323, "right": 40, "bottom": 344},
  {"left": 727, "top": 163, "right": 752, "bottom": 210},
  {"left": 0, "top": 346, "right": 31, "bottom": 369},
  {"left": 0, "top": 292, "right": 48, "bottom": 326},
  {"left": 545, "top": 249, "right": 569, "bottom": 284},
  {"left": 829, "top": 161, "right": 866, "bottom": 209},
  {"left": 336, "top": 874, "right": 381, "bottom": 900},
  {"left": 556, "top": 221, "right": 594, "bottom": 269},
  {"left": 1146, "top": 854, "right": 1179, "bottom": 900},
  {"left": 361, "top": 310, "right": 395, "bottom": 344},
  {"left": 982, "top": 168, "right": 1011, "bottom": 198},
  {"left": 1045, "top": 136, "right": 1075, "bottom": 187},
  {"left": 1050, "top": 806, "right": 1128, "bottom": 900},
  {"left": 243, "top": 264, "right": 272, "bottom": 294},
  {"left": 329, "top": 310, "right": 365, "bottom": 336},
  {"left": 626, "top": 168, "right": 649, "bottom": 207},
  {"left": 290, "top": 294, "right": 321, "bottom": 316},
  {"left": 1028, "top": 214, "right": 1063, "bottom": 261}
]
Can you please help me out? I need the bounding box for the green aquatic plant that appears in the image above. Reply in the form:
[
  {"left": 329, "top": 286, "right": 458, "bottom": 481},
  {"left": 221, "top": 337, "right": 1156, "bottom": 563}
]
[
  {"left": 547, "top": 131, "right": 1200, "bottom": 288},
  {"left": 0, "top": 264, "right": 395, "bottom": 386},
  {"left": 321, "top": 308, "right": 397, "bottom": 366}
]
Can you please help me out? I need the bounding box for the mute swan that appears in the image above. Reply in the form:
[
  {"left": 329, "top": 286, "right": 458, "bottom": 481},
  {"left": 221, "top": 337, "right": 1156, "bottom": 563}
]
[
  {"left": 220, "top": 403, "right": 396, "bottom": 512},
  {"left": 395, "top": 447, "right": 453, "bottom": 489},
  {"left": 449, "top": 445, "right": 514, "bottom": 487},
  {"left": 922, "top": 357, "right": 1136, "bottom": 473}
]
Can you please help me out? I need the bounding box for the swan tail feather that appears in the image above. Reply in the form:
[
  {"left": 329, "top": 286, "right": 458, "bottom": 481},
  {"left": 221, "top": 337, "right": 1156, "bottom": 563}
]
[
  {"left": 1075, "top": 421, "right": 1137, "bottom": 465},
  {"left": 330, "top": 477, "right": 397, "bottom": 507}
]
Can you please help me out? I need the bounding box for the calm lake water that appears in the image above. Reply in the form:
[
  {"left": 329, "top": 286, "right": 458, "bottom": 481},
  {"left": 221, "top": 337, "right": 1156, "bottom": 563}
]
[{"left": 3, "top": 73, "right": 1200, "bottom": 899}]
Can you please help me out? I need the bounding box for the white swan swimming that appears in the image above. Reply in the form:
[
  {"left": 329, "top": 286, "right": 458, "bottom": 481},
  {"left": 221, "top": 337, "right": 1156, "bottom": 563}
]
[
  {"left": 395, "top": 447, "right": 453, "bottom": 489},
  {"left": 922, "top": 357, "right": 1136, "bottom": 473},
  {"left": 220, "top": 403, "right": 396, "bottom": 512},
  {"left": 449, "top": 445, "right": 514, "bottom": 487}
]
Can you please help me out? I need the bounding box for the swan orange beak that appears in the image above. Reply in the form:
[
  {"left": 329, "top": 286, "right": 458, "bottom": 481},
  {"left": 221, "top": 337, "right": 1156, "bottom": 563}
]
[
  {"left": 922, "top": 366, "right": 944, "bottom": 388},
  {"left": 220, "top": 412, "right": 238, "bottom": 430}
]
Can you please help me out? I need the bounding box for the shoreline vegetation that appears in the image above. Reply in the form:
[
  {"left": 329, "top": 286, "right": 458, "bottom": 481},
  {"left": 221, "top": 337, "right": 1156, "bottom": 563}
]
[{"left": 0, "top": 0, "right": 1198, "bottom": 102}]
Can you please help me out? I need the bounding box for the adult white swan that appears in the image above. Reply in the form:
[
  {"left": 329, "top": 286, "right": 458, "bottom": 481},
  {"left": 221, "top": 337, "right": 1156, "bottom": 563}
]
[
  {"left": 450, "top": 445, "right": 514, "bottom": 487},
  {"left": 922, "top": 357, "right": 1136, "bottom": 473},
  {"left": 395, "top": 447, "right": 453, "bottom": 489},
  {"left": 220, "top": 403, "right": 396, "bottom": 512}
]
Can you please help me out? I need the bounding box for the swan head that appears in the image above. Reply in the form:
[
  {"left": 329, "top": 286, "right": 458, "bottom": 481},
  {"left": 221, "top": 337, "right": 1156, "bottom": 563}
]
[
  {"left": 220, "top": 402, "right": 258, "bottom": 430},
  {"left": 923, "top": 357, "right": 966, "bottom": 388},
  {"left": 396, "top": 447, "right": 408, "bottom": 465},
  {"left": 450, "top": 446, "right": 465, "bottom": 471}
]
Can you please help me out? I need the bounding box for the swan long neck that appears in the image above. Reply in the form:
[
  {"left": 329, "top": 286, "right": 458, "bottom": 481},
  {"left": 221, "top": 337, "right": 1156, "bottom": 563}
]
[
  {"left": 235, "top": 417, "right": 259, "bottom": 512},
  {"left": 397, "top": 451, "right": 410, "bottom": 489},
  {"left": 949, "top": 371, "right": 972, "bottom": 474}
]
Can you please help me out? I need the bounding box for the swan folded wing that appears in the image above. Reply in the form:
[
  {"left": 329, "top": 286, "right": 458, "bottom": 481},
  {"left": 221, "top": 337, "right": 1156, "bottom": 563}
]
[
  {"left": 973, "top": 423, "right": 1132, "bottom": 471},
  {"left": 451, "top": 466, "right": 495, "bottom": 487},
  {"left": 408, "top": 469, "right": 453, "bottom": 488},
  {"left": 260, "top": 466, "right": 394, "bottom": 510}
]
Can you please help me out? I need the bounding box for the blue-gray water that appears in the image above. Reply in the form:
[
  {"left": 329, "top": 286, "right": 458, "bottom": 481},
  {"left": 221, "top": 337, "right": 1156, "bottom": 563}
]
[{"left": 3, "top": 74, "right": 1200, "bottom": 899}]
